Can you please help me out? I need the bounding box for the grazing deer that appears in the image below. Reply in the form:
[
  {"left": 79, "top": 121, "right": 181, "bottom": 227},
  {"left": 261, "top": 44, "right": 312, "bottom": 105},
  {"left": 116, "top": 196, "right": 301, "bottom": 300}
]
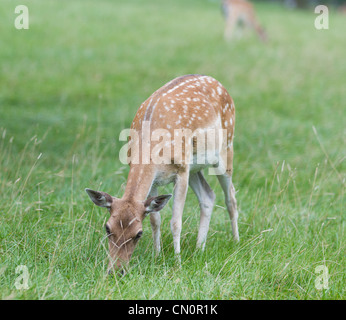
[
  {"left": 222, "top": 0, "right": 267, "bottom": 41},
  {"left": 339, "top": 5, "right": 346, "bottom": 14},
  {"left": 85, "top": 74, "right": 239, "bottom": 274}
]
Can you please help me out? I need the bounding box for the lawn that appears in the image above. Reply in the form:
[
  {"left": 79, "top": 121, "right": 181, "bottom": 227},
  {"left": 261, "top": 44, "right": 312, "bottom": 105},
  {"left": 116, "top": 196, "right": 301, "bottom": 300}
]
[{"left": 0, "top": 0, "right": 345, "bottom": 299}]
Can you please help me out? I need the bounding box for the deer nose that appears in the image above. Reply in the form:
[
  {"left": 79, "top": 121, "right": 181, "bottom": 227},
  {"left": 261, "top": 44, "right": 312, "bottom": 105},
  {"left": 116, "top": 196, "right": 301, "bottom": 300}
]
[{"left": 107, "top": 268, "right": 125, "bottom": 277}]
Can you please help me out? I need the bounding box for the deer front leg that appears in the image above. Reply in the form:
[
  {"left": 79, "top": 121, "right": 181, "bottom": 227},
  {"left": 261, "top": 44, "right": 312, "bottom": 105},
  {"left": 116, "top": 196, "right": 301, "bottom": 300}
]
[
  {"left": 224, "top": 9, "right": 238, "bottom": 41},
  {"left": 148, "top": 186, "right": 161, "bottom": 254},
  {"left": 171, "top": 169, "right": 189, "bottom": 256}
]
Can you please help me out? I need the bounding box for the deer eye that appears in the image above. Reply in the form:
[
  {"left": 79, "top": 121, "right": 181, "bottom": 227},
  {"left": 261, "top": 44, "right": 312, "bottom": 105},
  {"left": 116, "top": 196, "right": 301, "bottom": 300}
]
[
  {"left": 135, "top": 231, "right": 143, "bottom": 240},
  {"left": 105, "top": 224, "right": 111, "bottom": 236}
]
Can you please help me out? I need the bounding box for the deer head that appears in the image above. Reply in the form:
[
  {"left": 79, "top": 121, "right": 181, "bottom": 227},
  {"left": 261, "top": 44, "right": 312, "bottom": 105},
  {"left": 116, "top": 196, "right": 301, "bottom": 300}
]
[{"left": 85, "top": 188, "right": 171, "bottom": 275}]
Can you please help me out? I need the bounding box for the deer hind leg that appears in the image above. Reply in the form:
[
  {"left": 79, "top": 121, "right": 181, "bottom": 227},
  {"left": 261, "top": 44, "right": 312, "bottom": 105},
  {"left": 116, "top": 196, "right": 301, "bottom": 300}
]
[
  {"left": 246, "top": 11, "right": 267, "bottom": 42},
  {"left": 217, "top": 144, "right": 239, "bottom": 241},
  {"left": 148, "top": 186, "right": 161, "bottom": 254},
  {"left": 217, "top": 173, "right": 239, "bottom": 241},
  {"left": 255, "top": 22, "right": 267, "bottom": 42},
  {"left": 189, "top": 171, "right": 216, "bottom": 251}
]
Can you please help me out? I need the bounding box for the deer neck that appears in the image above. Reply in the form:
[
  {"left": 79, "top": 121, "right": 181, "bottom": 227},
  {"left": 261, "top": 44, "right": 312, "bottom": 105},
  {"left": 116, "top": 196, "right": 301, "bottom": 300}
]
[{"left": 122, "top": 164, "right": 156, "bottom": 201}]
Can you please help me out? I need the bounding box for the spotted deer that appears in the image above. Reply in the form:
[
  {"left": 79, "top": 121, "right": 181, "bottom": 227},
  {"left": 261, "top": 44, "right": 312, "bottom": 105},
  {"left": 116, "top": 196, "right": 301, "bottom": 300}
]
[
  {"left": 85, "top": 74, "right": 239, "bottom": 274},
  {"left": 222, "top": 0, "right": 267, "bottom": 41}
]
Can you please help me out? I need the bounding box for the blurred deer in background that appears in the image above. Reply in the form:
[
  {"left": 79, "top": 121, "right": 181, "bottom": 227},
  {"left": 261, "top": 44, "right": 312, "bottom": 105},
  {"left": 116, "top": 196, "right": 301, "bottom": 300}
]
[
  {"left": 222, "top": 0, "right": 267, "bottom": 42},
  {"left": 338, "top": 4, "right": 346, "bottom": 14}
]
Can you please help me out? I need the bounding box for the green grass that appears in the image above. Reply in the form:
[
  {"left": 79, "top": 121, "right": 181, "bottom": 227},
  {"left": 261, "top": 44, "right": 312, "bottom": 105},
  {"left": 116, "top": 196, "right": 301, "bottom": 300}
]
[{"left": 0, "top": 0, "right": 345, "bottom": 299}]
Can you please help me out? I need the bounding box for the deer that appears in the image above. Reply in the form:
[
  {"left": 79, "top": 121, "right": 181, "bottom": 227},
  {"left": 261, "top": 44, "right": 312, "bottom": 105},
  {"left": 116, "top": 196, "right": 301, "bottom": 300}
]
[
  {"left": 222, "top": 0, "right": 267, "bottom": 42},
  {"left": 338, "top": 5, "right": 346, "bottom": 14},
  {"left": 85, "top": 74, "right": 239, "bottom": 275}
]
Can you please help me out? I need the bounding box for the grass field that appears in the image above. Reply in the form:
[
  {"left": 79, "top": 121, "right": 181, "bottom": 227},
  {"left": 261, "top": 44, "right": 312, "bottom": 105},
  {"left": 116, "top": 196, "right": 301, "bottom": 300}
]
[{"left": 0, "top": 0, "right": 345, "bottom": 299}]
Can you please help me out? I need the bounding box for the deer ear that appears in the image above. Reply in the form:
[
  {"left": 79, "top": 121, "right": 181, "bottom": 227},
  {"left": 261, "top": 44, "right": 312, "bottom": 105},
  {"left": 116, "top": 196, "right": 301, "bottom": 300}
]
[
  {"left": 144, "top": 194, "right": 172, "bottom": 213},
  {"left": 85, "top": 188, "right": 113, "bottom": 208}
]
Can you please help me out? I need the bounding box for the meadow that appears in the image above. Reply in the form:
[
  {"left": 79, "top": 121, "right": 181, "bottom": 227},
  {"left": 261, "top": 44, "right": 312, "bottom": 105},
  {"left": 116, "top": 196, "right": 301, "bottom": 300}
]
[{"left": 0, "top": 0, "right": 345, "bottom": 299}]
